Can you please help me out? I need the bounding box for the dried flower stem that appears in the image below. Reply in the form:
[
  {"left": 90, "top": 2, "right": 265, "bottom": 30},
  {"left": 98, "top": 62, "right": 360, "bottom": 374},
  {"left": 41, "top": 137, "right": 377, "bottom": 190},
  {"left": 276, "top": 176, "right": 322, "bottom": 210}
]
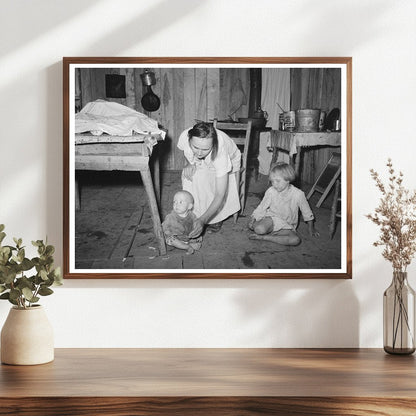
[{"left": 366, "top": 159, "right": 416, "bottom": 272}]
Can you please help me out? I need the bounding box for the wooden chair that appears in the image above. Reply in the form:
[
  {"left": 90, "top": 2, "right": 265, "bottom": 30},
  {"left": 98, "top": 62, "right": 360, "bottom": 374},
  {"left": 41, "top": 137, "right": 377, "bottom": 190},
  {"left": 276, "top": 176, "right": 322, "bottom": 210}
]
[
  {"left": 329, "top": 179, "right": 341, "bottom": 239},
  {"left": 213, "top": 119, "right": 253, "bottom": 222},
  {"left": 307, "top": 152, "right": 341, "bottom": 208}
]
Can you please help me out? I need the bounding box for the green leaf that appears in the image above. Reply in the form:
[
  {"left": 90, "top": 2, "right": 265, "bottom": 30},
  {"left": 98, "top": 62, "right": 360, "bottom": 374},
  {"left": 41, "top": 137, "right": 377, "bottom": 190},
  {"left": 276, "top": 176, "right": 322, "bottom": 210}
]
[
  {"left": 39, "top": 269, "right": 48, "bottom": 281},
  {"left": 8, "top": 297, "right": 18, "bottom": 306},
  {"left": 0, "top": 269, "right": 17, "bottom": 285},
  {"left": 13, "top": 237, "right": 22, "bottom": 248},
  {"left": 22, "top": 291, "right": 39, "bottom": 304},
  {"left": 50, "top": 267, "right": 63, "bottom": 285},
  {"left": 45, "top": 245, "right": 55, "bottom": 256},
  {"left": 9, "top": 263, "right": 21, "bottom": 275},
  {"left": 4, "top": 245, "right": 17, "bottom": 252},
  {"left": 38, "top": 287, "right": 54, "bottom": 296},
  {"left": 9, "top": 288, "right": 21, "bottom": 301},
  {"left": 20, "top": 257, "right": 34, "bottom": 271},
  {"left": 0, "top": 246, "right": 10, "bottom": 255},
  {"left": 41, "top": 256, "right": 54, "bottom": 266},
  {"left": 0, "top": 291, "right": 18, "bottom": 306},
  {"left": 0, "top": 231, "right": 6, "bottom": 244},
  {"left": 17, "top": 248, "right": 25, "bottom": 263},
  {"left": 0, "top": 224, "right": 5, "bottom": 232},
  {"left": 34, "top": 274, "right": 43, "bottom": 285},
  {"left": 16, "top": 276, "right": 35, "bottom": 290},
  {"left": 0, "top": 264, "right": 7, "bottom": 278},
  {"left": 0, "top": 247, "right": 11, "bottom": 266},
  {"left": 22, "top": 287, "right": 34, "bottom": 301},
  {"left": 0, "top": 286, "right": 7, "bottom": 294}
]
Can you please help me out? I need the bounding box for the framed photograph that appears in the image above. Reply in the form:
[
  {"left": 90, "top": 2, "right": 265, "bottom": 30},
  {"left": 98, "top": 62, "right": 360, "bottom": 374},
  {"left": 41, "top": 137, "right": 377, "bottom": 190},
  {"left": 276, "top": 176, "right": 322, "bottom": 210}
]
[{"left": 63, "top": 57, "right": 352, "bottom": 279}]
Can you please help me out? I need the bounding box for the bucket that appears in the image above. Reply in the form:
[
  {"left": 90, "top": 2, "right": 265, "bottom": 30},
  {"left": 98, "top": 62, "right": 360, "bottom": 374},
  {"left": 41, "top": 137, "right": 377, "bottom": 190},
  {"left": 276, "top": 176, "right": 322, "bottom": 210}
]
[
  {"left": 295, "top": 109, "right": 321, "bottom": 132},
  {"left": 278, "top": 113, "right": 284, "bottom": 130},
  {"left": 283, "top": 111, "right": 296, "bottom": 132}
]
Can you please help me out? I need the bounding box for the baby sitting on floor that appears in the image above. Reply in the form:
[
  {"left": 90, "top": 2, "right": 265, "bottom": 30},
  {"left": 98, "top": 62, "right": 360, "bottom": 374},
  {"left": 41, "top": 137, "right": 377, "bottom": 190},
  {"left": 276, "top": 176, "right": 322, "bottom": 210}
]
[{"left": 162, "top": 190, "right": 202, "bottom": 255}]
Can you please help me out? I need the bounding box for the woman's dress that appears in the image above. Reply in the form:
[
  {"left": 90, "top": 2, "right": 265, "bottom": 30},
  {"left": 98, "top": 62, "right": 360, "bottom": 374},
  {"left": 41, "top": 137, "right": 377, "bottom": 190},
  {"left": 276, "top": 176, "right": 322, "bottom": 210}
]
[{"left": 177, "top": 128, "right": 241, "bottom": 224}]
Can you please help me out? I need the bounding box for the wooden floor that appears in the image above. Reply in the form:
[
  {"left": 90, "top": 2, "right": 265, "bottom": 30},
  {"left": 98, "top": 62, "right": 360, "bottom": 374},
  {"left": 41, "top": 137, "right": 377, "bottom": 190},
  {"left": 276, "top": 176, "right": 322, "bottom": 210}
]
[{"left": 75, "top": 171, "right": 341, "bottom": 270}]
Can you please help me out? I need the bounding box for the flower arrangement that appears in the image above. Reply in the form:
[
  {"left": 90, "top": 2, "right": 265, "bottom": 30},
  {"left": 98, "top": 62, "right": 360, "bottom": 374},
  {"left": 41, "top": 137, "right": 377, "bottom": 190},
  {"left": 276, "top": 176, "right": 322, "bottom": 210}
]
[
  {"left": 366, "top": 159, "right": 416, "bottom": 272},
  {"left": 0, "top": 224, "right": 62, "bottom": 309},
  {"left": 367, "top": 159, "right": 416, "bottom": 354}
]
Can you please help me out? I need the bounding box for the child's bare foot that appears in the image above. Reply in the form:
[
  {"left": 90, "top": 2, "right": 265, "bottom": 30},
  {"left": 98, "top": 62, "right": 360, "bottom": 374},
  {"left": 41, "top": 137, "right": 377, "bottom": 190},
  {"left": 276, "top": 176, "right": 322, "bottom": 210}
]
[
  {"left": 248, "top": 233, "right": 263, "bottom": 240},
  {"left": 186, "top": 246, "right": 195, "bottom": 255},
  {"left": 189, "top": 242, "right": 201, "bottom": 251}
]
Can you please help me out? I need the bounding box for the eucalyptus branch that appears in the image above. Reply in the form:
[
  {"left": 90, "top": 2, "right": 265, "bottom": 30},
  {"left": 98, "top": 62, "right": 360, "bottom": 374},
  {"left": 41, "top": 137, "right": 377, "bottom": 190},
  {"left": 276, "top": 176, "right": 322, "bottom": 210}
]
[{"left": 0, "top": 224, "right": 62, "bottom": 309}]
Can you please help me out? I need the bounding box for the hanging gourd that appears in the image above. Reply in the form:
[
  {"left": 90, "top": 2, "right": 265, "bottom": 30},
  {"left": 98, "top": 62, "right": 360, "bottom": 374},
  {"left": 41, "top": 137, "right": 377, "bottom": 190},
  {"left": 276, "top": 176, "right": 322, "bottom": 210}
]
[{"left": 140, "top": 69, "right": 160, "bottom": 112}]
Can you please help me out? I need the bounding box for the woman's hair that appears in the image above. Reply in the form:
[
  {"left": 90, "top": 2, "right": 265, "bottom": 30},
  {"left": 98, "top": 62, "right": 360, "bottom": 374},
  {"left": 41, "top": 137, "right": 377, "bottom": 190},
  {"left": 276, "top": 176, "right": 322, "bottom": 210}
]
[
  {"left": 187, "top": 122, "right": 218, "bottom": 160},
  {"left": 270, "top": 162, "right": 296, "bottom": 182}
]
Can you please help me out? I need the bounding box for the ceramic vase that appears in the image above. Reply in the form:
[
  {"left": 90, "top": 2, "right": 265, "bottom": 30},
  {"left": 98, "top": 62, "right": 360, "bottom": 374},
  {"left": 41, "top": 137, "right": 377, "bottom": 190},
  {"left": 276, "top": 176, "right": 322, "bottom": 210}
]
[
  {"left": 383, "top": 271, "right": 416, "bottom": 355},
  {"left": 1, "top": 305, "right": 54, "bottom": 365}
]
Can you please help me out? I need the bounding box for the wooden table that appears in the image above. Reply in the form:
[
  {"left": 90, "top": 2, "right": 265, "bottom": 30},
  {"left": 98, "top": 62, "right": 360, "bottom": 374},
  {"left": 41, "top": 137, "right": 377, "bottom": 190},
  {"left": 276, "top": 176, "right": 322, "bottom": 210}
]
[
  {"left": 75, "top": 134, "right": 166, "bottom": 256},
  {"left": 269, "top": 130, "right": 341, "bottom": 177},
  {"left": 1, "top": 348, "right": 415, "bottom": 415}
]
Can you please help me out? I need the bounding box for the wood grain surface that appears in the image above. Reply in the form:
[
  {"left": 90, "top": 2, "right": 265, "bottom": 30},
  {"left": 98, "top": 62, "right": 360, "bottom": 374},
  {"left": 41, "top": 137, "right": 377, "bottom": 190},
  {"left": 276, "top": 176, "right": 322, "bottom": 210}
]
[{"left": 1, "top": 348, "right": 415, "bottom": 415}]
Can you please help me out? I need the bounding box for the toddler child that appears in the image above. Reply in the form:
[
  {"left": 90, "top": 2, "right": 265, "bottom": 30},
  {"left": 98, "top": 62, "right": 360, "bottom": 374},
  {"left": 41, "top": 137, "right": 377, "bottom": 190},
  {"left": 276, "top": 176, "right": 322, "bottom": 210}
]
[
  {"left": 162, "top": 190, "right": 202, "bottom": 254},
  {"left": 248, "top": 162, "right": 319, "bottom": 245}
]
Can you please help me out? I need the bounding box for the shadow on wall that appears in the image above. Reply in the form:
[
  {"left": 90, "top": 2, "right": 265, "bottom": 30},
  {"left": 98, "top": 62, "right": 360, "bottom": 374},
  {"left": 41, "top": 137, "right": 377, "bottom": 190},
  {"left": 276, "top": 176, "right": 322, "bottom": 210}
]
[
  {"left": 45, "top": 0, "right": 204, "bottom": 262},
  {"left": 84, "top": 0, "right": 204, "bottom": 55},
  {"left": 233, "top": 280, "right": 359, "bottom": 348},
  {"left": 2, "top": 0, "right": 395, "bottom": 346},
  {"left": 1, "top": 0, "right": 101, "bottom": 56},
  {"left": 2, "top": 0, "right": 203, "bottom": 56},
  {"left": 289, "top": 0, "right": 393, "bottom": 51},
  {"left": 57, "top": 278, "right": 359, "bottom": 348},
  {"left": 46, "top": 0, "right": 395, "bottom": 263}
]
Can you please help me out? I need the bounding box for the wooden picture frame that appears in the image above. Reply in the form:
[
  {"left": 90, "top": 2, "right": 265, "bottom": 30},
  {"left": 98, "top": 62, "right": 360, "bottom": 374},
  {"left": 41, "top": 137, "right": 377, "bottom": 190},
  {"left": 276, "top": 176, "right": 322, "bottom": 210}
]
[{"left": 63, "top": 57, "right": 352, "bottom": 279}]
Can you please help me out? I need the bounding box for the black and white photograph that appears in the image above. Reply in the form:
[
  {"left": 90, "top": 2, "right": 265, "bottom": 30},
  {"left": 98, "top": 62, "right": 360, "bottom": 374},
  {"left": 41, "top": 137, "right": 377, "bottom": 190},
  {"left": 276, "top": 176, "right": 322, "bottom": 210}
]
[{"left": 63, "top": 58, "right": 351, "bottom": 278}]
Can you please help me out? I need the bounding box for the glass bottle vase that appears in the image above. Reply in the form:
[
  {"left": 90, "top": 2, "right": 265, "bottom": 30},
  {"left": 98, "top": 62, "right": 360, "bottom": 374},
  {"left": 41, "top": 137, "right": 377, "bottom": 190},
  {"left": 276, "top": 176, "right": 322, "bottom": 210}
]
[{"left": 383, "top": 271, "right": 416, "bottom": 355}]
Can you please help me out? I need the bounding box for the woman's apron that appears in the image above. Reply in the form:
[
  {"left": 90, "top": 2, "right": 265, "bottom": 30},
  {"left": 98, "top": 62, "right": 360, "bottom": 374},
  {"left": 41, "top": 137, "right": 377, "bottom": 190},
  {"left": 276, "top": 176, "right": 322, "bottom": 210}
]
[{"left": 182, "top": 165, "right": 240, "bottom": 224}]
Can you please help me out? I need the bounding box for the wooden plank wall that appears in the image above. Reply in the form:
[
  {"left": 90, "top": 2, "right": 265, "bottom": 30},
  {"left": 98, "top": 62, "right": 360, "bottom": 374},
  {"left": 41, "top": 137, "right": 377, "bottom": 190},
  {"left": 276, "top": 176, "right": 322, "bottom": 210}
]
[
  {"left": 219, "top": 68, "right": 250, "bottom": 120},
  {"left": 76, "top": 67, "right": 338, "bottom": 181},
  {"left": 76, "top": 67, "right": 249, "bottom": 172},
  {"left": 290, "top": 68, "right": 341, "bottom": 185}
]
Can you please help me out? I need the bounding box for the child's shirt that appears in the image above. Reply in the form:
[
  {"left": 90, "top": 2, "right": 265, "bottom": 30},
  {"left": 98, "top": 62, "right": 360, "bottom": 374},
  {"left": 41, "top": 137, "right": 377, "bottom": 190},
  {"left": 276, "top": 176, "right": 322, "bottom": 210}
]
[
  {"left": 162, "top": 210, "right": 198, "bottom": 241},
  {"left": 252, "top": 184, "right": 314, "bottom": 228}
]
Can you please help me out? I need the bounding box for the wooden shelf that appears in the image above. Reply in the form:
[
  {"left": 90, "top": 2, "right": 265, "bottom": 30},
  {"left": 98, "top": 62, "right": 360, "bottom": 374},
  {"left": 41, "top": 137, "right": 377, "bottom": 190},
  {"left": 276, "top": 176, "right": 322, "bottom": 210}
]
[{"left": 1, "top": 348, "right": 415, "bottom": 415}]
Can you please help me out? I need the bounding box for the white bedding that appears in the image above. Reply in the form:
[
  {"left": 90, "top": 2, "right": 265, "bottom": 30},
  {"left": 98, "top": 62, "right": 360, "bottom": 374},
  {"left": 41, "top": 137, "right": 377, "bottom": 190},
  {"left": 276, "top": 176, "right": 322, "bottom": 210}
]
[{"left": 75, "top": 99, "right": 165, "bottom": 138}]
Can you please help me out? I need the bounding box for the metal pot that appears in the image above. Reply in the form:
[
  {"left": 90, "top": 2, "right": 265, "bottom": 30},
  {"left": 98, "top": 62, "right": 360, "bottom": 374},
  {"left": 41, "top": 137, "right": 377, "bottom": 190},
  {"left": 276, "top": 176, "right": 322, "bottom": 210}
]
[{"left": 253, "top": 107, "right": 268, "bottom": 120}]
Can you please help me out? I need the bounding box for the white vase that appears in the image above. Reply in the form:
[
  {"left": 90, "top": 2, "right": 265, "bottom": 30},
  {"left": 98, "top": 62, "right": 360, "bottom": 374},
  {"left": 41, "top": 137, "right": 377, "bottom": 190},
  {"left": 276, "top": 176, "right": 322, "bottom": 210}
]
[{"left": 1, "top": 305, "right": 54, "bottom": 365}]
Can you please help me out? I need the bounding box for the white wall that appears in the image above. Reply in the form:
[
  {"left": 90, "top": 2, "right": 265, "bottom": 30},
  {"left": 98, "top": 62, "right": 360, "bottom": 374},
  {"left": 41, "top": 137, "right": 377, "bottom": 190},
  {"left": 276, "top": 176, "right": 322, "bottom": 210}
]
[{"left": 1, "top": 0, "right": 415, "bottom": 348}]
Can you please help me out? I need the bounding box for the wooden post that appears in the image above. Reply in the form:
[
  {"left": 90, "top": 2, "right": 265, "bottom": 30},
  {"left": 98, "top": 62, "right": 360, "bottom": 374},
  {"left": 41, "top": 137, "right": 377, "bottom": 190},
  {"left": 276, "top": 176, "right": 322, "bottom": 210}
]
[
  {"left": 140, "top": 168, "right": 166, "bottom": 256},
  {"left": 247, "top": 68, "right": 263, "bottom": 179},
  {"left": 248, "top": 68, "right": 262, "bottom": 117}
]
